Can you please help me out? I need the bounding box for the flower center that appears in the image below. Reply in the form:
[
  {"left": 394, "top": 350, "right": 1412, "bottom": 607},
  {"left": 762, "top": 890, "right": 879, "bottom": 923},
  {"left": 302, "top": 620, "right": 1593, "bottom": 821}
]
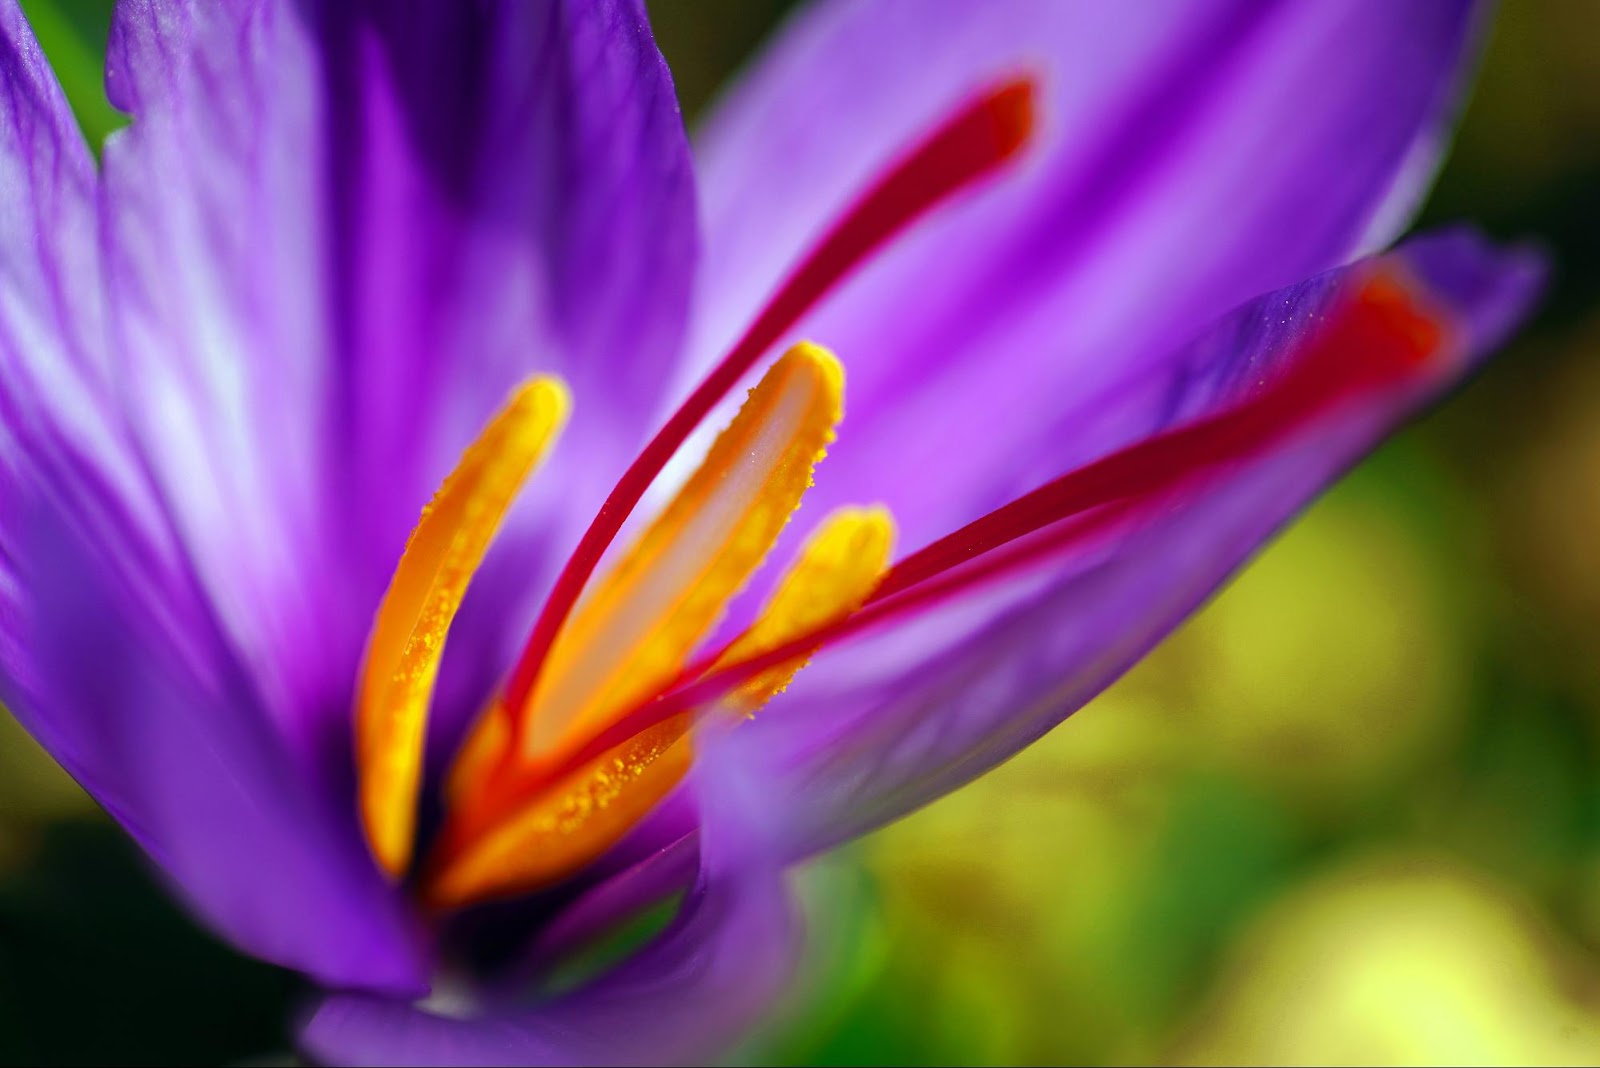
[
  {"left": 350, "top": 76, "right": 1035, "bottom": 905},
  {"left": 424, "top": 345, "right": 892, "bottom": 908},
  {"left": 350, "top": 72, "right": 1454, "bottom": 911},
  {"left": 477, "top": 268, "right": 1454, "bottom": 804}
]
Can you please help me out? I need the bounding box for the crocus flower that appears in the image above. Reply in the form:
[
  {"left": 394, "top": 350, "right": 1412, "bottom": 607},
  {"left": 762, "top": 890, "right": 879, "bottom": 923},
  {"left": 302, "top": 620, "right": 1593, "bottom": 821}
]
[{"left": 0, "top": 0, "right": 1542, "bottom": 1064}]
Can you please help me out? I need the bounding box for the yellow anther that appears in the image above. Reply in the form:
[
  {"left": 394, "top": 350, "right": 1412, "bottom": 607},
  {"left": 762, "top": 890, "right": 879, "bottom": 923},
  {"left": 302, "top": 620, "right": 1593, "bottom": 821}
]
[
  {"left": 425, "top": 715, "right": 692, "bottom": 911},
  {"left": 516, "top": 343, "right": 844, "bottom": 764},
  {"left": 356, "top": 377, "right": 569, "bottom": 876},
  {"left": 443, "top": 693, "right": 510, "bottom": 815},
  {"left": 427, "top": 505, "right": 895, "bottom": 908},
  {"left": 715, "top": 504, "right": 895, "bottom": 714},
  {"left": 428, "top": 345, "right": 849, "bottom": 906}
]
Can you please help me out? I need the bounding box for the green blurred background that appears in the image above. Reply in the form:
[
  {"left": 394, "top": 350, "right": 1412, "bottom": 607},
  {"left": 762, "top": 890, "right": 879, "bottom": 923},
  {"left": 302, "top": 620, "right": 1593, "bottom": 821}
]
[{"left": 6, "top": 2, "right": 1600, "bottom": 1064}]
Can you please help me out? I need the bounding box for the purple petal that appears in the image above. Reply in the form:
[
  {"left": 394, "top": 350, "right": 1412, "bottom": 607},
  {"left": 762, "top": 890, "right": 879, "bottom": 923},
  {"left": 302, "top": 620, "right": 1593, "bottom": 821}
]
[
  {"left": 0, "top": 0, "right": 418, "bottom": 990},
  {"left": 100, "top": 0, "right": 699, "bottom": 761},
  {"left": 99, "top": 0, "right": 348, "bottom": 757},
  {"left": 3, "top": 494, "right": 431, "bottom": 993},
  {"left": 300, "top": 731, "right": 801, "bottom": 1067},
  {"left": 0, "top": 0, "right": 696, "bottom": 990},
  {"left": 529, "top": 831, "right": 700, "bottom": 966},
  {"left": 744, "top": 228, "right": 1543, "bottom": 858},
  {"left": 689, "top": 0, "right": 1487, "bottom": 556}
]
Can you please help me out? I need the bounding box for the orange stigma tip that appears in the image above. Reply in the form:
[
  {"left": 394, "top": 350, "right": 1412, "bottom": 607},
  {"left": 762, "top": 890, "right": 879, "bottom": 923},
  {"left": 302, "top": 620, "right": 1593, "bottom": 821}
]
[
  {"left": 982, "top": 77, "right": 1038, "bottom": 162},
  {"left": 1351, "top": 269, "right": 1451, "bottom": 372}
]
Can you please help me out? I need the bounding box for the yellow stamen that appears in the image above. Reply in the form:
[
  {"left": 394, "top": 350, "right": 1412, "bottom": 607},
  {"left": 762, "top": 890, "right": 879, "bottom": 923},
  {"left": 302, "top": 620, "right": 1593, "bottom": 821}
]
[
  {"left": 714, "top": 505, "right": 896, "bottom": 713},
  {"left": 516, "top": 343, "right": 844, "bottom": 763},
  {"left": 427, "top": 506, "right": 893, "bottom": 906},
  {"left": 356, "top": 377, "right": 569, "bottom": 876},
  {"left": 443, "top": 693, "right": 510, "bottom": 814},
  {"left": 427, "top": 346, "right": 855, "bottom": 906},
  {"left": 426, "top": 715, "right": 692, "bottom": 910}
]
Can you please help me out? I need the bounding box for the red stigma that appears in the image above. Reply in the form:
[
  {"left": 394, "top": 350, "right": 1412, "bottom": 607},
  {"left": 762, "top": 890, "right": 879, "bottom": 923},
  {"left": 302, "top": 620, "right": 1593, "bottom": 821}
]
[
  {"left": 546, "top": 268, "right": 1457, "bottom": 766},
  {"left": 500, "top": 76, "right": 1040, "bottom": 739},
  {"left": 877, "top": 268, "right": 1452, "bottom": 598}
]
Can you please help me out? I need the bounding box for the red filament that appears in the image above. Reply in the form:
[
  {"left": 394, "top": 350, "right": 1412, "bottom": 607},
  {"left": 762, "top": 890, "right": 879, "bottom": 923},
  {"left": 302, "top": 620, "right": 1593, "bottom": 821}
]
[
  {"left": 501, "top": 78, "right": 1039, "bottom": 734},
  {"left": 879, "top": 271, "right": 1446, "bottom": 598},
  {"left": 535, "top": 269, "right": 1454, "bottom": 776}
]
